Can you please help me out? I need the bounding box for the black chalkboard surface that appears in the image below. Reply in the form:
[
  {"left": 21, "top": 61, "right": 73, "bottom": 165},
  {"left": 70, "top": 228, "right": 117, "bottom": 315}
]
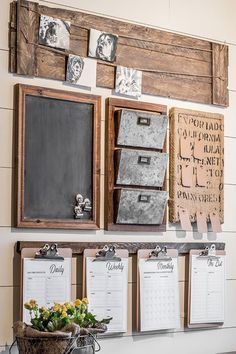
[{"left": 15, "top": 85, "right": 101, "bottom": 229}]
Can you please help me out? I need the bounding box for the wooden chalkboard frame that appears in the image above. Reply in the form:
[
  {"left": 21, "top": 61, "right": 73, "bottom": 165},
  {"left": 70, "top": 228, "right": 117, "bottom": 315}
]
[
  {"left": 105, "top": 97, "right": 167, "bottom": 232},
  {"left": 14, "top": 84, "right": 101, "bottom": 229}
]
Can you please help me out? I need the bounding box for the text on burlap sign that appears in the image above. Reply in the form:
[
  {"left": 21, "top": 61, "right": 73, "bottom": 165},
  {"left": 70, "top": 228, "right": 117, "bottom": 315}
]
[{"left": 169, "top": 108, "right": 224, "bottom": 230}]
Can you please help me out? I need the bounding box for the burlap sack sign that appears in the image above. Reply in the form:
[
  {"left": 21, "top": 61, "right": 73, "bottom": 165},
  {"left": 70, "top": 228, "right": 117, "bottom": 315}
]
[{"left": 169, "top": 107, "right": 224, "bottom": 225}]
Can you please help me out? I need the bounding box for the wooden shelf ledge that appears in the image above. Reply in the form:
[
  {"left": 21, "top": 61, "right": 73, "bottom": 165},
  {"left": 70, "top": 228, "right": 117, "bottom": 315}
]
[{"left": 16, "top": 241, "right": 225, "bottom": 255}]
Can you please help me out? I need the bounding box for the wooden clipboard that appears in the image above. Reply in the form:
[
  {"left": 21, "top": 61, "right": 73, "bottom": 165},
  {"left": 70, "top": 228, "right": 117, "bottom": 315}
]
[
  {"left": 20, "top": 247, "right": 72, "bottom": 321},
  {"left": 188, "top": 248, "right": 226, "bottom": 328},
  {"left": 83, "top": 248, "right": 129, "bottom": 334},
  {"left": 137, "top": 248, "right": 178, "bottom": 332}
]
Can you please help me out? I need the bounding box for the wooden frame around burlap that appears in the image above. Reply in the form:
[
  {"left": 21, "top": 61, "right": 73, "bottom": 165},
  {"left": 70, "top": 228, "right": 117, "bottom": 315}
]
[{"left": 169, "top": 107, "right": 224, "bottom": 224}]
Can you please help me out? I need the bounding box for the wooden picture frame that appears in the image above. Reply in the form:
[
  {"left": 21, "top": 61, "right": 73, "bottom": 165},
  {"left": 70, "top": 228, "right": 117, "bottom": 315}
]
[
  {"left": 14, "top": 84, "right": 101, "bottom": 229},
  {"left": 105, "top": 98, "right": 168, "bottom": 232}
]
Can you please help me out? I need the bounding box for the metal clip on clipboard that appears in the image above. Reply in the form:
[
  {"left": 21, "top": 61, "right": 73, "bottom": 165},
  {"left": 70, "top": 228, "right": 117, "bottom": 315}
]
[
  {"left": 146, "top": 245, "right": 172, "bottom": 262},
  {"left": 34, "top": 243, "right": 64, "bottom": 260},
  {"left": 197, "top": 244, "right": 219, "bottom": 260},
  {"left": 93, "top": 244, "right": 122, "bottom": 262}
]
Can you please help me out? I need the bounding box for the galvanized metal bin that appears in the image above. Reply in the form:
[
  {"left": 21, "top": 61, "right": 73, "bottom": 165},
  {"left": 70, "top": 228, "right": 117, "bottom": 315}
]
[
  {"left": 116, "top": 109, "right": 168, "bottom": 149},
  {"left": 115, "top": 149, "right": 168, "bottom": 187},
  {"left": 115, "top": 188, "right": 168, "bottom": 224}
]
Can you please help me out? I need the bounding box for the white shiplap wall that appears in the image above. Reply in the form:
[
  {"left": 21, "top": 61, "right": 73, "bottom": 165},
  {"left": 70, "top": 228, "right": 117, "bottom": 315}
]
[{"left": 1, "top": 1, "right": 236, "bottom": 353}]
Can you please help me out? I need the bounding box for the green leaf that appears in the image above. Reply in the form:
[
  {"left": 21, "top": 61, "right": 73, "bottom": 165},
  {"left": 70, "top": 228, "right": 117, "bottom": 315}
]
[{"left": 46, "top": 321, "right": 56, "bottom": 332}]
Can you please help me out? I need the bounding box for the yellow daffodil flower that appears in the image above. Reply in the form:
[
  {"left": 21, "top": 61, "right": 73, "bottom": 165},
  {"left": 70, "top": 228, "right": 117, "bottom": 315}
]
[
  {"left": 24, "top": 302, "right": 31, "bottom": 310},
  {"left": 82, "top": 298, "right": 88, "bottom": 304},
  {"left": 74, "top": 299, "right": 82, "bottom": 307}
]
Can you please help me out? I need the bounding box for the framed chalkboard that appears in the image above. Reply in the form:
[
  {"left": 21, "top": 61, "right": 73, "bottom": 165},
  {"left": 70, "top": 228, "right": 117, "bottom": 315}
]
[{"left": 15, "top": 84, "right": 101, "bottom": 229}]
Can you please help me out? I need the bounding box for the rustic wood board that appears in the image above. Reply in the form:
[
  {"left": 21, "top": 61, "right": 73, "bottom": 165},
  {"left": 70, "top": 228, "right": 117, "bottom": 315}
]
[
  {"left": 169, "top": 107, "right": 224, "bottom": 224},
  {"left": 9, "top": 0, "right": 228, "bottom": 106},
  {"left": 16, "top": 241, "right": 225, "bottom": 255},
  {"left": 105, "top": 98, "right": 167, "bottom": 232}
]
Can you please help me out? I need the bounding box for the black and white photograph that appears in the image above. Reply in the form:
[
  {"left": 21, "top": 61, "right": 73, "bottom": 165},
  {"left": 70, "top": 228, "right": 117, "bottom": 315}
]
[
  {"left": 66, "top": 54, "right": 97, "bottom": 88},
  {"left": 39, "top": 15, "right": 71, "bottom": 50},
  {"left": 115, "top": 66, "right": 142, "bottom": 98},
  {"left": 88, "top": 28, "right": 118, "bottom": 62}
]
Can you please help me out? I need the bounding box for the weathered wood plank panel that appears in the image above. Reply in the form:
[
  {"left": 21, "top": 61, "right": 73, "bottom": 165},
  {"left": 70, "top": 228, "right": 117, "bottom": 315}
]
[
  {"left": 9, "top": 2, "right": 17, "bottom": 73},
  {"left": 142, "top": 72, "right": 212, "bottom": 103},
  {"left": 16, "top": 0, "right": 39, "bottom": 76},
  {"left": 212, "top": 43, "right": 229, "bottom": 106},
  {"left": 9, "top": 0, "right": 228, "bottom": 106},
  {"left": 39, "top": 5, "right": 211, "bottom": 51},
  {"left": 36, "top": 47, "right": 66, "bottom": 80}
]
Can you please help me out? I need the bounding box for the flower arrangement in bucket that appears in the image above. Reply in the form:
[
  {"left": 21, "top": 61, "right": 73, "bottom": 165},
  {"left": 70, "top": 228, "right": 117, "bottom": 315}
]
[{"left": 11, "top": 298, "right": 112, "bottom": 354}]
